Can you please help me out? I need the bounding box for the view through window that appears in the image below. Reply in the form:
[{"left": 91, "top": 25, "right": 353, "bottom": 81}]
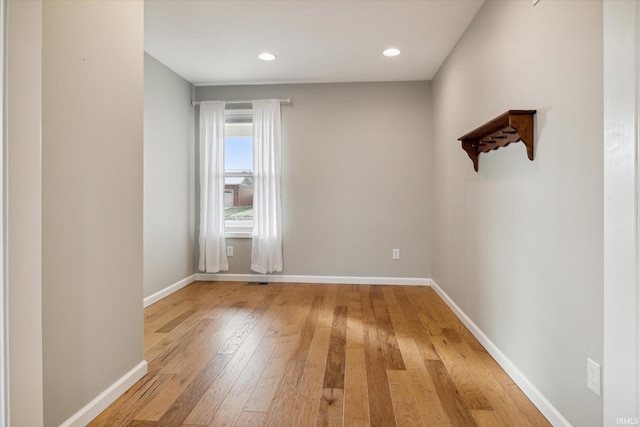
[{"left": 224, "top": 115, "right": 253, "bottom": 228}]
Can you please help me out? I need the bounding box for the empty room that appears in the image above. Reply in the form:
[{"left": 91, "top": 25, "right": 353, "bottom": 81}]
[{"left": 4, "top": 0, "right": 638, "bottom": 426}]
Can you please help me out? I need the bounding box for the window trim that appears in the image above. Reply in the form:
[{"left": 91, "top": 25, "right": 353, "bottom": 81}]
[{"left": 225, "top": 220, "right": 253, "bottom": 239}]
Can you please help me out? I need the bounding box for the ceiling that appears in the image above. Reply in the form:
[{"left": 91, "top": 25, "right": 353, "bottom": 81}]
[{"left": 144, "top": 0, "right": 484, "bottom": 86}]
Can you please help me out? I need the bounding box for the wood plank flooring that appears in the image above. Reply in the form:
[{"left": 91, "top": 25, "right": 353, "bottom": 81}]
[{"left": 89, "top": 281, "right": 550, "bottom": 427}]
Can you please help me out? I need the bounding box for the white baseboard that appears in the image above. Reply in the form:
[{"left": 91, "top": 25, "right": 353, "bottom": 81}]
[
  {"left": 194, "top": 273, "right": 430, "bottom": 286},
  {"left": 429, "top": 279, "right": 571, "bottom": 427},
  {"left": 144, "top": 275, "right": 196, "bottom": 308},
  {"left": 59, "top": 360, "right": 148, "bottom": 427}
]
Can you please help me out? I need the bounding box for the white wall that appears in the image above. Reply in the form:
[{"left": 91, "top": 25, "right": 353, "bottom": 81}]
[
  {"left": 41, "top": 2, "right": 144, "bottom": 426},
  {"left": 144, "top": 53, "right": 196, "bottom": 298},
  {"left": 431, "top": 1, "right": 603, "bottom": 426},
  {"left": 6, "top": 0, "right": 44, "bottom": 425},
  {"left": 196, "top": 82, "right": 432, "bottom": 279}
]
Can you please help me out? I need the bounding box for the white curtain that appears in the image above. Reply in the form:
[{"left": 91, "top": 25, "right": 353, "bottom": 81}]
[
  {"left": 251, "top": 100, "right": 283, "bottom": 273},
  {"left": 198, "top": 101, "right": 229, "bottom": 272}
]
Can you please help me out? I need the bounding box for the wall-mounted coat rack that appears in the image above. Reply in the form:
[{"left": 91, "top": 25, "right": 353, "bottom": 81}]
[{"left": 458, "top": 110, "right": 536, "bottom": 172}]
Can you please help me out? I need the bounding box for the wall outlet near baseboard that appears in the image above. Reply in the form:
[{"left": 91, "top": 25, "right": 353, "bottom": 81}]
[
  {"left": 227, "top": 246, "right": 234, "bottom": 257},
  {"left": 587, "top": 358, "right": 601, "bottom": 395},
  {"left": 392, "top": 248, "right": 400, "bottom": 260}
]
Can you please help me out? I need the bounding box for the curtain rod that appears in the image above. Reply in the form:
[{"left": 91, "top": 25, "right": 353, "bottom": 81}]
[{"left": 191, "top": 98, "right": 292, "bottom": 106}]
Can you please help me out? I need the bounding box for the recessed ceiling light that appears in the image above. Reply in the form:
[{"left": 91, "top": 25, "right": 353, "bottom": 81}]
[
  {"left": 383, "top": 48, "right": 402, "bottom": 57},
  {"left": 258, "top": 52, "right": 277, "bottom": 61}
]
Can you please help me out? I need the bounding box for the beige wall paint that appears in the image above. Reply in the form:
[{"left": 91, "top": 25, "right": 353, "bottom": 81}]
[
  {"left": 144, "top": 53, "right": 196, "bottom": 298},
  {"left": 6, "top": 0, "right": 44, "bottom": 425},
  {"left": 431, "top": 1, "right": 603, "bottom": 426},
  {"left": 196, "top": 82, "right": 432, "bottom": 279},
  {"left": 41, "top": 1, "right": 144, "bottom": 426}
]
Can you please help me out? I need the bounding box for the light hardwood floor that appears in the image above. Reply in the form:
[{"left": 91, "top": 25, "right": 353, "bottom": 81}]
[{"left": 89, "top": 281, "right": 550, "bottom": 426}]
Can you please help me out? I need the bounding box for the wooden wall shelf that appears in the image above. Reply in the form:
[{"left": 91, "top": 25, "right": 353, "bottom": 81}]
[{"left": 458, "top": 110, "right": 536, "bottom": 171}]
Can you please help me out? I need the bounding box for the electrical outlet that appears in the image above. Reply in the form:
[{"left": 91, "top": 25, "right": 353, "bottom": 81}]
[
  {"left": 392, "top": 249, "right": 400, "bottom": 260},
  {"left": 226, "top": 246, "right": 234, "bottom": 257},
  {"left": 587, "top": 358, "right": 601, "bottom": 395}
]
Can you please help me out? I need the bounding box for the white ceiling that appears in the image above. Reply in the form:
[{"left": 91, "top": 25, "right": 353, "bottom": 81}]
[{"left": 145, "top": 0, "right": 484, "bottom": 86}]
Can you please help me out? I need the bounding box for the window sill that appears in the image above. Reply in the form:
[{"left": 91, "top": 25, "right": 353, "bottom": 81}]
[
  {"left": 225, "top": 220, "right": 252, "bottom": 239},
  {"left": 225, "top": 231, "right": 252, "bottom": 239}
]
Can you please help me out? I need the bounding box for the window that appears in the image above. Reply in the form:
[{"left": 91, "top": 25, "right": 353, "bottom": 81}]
[{"left": 224, "top": 110, "right": 253, "bottom": 237}]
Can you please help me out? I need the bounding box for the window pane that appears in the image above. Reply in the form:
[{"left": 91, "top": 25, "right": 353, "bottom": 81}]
[
  {"left": 225, "top": 136, "right": 252, "bottom": 172},
  {"left": 224, "top": 121, "right": 253, "bottom": 224},
  {"left": 224, "top": 175, "right": 253, "bottom": 221}
]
